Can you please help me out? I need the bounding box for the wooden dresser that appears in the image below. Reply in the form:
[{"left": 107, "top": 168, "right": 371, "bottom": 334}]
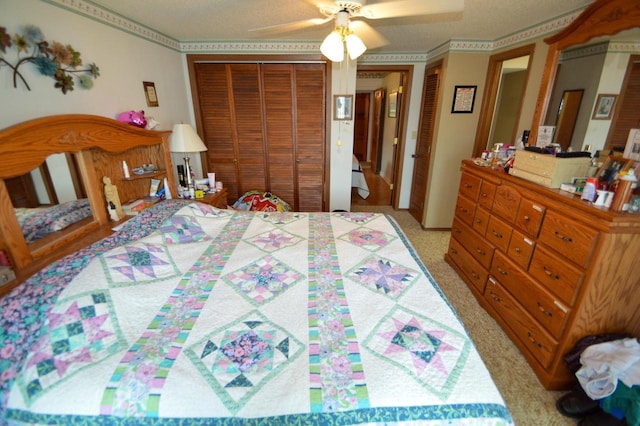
[{"left": 445, "top": 160, "right": 640, "bottom": 389}]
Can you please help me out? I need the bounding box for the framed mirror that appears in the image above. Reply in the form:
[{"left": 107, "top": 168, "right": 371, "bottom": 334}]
[
  {"left": 473, "top": 44, "right": 534, "bottom": 157},
  {"left": 529, "top": 0, "right": 640, "bottom": 150}
]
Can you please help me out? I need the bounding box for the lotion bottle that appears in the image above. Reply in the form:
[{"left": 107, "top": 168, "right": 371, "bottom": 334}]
[{"left": 122, "top": 160, "right": 130, "bottom": 178}]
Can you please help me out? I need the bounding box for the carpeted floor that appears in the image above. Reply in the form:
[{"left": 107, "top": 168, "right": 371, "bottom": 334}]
[{"left": 351, "top": 205, "right": 576, "bottom": 426}]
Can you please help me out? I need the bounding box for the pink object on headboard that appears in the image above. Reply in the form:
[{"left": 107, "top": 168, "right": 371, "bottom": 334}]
[{"left": 116, "top": 110, "right": 147, "bottom": 128}]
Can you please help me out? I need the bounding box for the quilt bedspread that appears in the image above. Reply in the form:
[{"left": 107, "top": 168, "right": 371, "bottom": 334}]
[{"left": 1, "top": 202, "right": 512, "bottom": 425}]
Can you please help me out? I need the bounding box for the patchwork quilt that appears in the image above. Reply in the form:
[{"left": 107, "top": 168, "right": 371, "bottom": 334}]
[{"left": 0, "top": 201, "right": 512, "bottom": 425}]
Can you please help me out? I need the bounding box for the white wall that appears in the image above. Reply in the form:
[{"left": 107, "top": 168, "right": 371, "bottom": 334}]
[{"left": 2, "top": 0, "right": 194, "bottom": 176}]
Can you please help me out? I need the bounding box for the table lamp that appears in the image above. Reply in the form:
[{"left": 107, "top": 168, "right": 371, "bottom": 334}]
[{"left": 169, "top": 124, "right": 207, "bottom": 192}]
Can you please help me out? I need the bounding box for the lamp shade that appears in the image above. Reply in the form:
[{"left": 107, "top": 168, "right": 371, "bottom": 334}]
[
  {"left": 320, "top": 31, "right": 344, "bottom": 62},
  {"left": 345, "top": 34, "right": 366, "bottom": 60},
  {"left": 169, "top": 124, "right": 207, "bottom": 153}
]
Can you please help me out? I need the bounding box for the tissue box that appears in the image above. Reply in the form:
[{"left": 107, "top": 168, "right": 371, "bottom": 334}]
[{"left": 508, "top": 151, "right": 591, "bottom": 188}]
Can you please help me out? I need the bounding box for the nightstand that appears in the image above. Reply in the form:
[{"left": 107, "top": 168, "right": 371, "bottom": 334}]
[{"left": 197, "top": 188, "right": 228, "bottom": 209}]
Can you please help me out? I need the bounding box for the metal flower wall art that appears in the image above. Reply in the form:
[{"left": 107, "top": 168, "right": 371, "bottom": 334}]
[{"left": 0, "top": 25, "right": 100, "bottom": 94}]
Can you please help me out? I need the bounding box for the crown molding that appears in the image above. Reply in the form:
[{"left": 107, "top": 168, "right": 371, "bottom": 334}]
[{"left": 47, "top": 0, "right": 587, "bottom": 60}]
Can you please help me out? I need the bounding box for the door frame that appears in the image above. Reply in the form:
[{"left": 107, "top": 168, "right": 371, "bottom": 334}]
[{"left": 356, "top": 65, "right": 413, "bottom": 209}]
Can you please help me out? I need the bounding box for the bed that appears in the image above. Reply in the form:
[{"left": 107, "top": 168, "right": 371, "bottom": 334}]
[
  {"left": 0, "top": 199, "right": 512, "bottom": 424},
  {"left": 352, "top": 155, "right": 370, "bottom": 199}
]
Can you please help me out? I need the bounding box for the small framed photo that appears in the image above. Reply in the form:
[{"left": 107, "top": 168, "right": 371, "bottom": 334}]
[
  {"left": 388, "top": 91, "right": 398, "bottom": 118},
  {"left": 143, "top": 81, "right": 159, "bottom": 107},
  {"left": 623, "top": 129, "right": 640, "bottom": 161},
  {"left": 451, "top": 85, "right": 477, "bottom": 113},
  {"left": 333, "top": 95, "right": 353, "bottom": 121},
  {"left": 592, "top": 93, "right": 617, "bottom": 120},
  {"left": 596, "top": 156, "right": 633, "bottom": 185}
]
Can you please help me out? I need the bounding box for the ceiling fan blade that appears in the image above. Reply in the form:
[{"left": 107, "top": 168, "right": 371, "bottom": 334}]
[
  {"left": 350, "top": 21, "right": 388, "bottom": 49},
  {"left": 359, "top": 0, "right": 464, "bottom": 19},
  {"left": 249, "top": 17, "right": 332, "bottom": 35}
]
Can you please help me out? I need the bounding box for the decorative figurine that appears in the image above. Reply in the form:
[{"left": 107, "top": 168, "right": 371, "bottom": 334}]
[{"left": 103, "top": 176, "right": 126, "bottom": 221}]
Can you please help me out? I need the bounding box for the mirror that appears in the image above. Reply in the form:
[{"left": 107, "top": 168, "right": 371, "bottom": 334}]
[
  {"left": 473, "top": 44, "right": 534, "bottom": 157},
  {"left": 7, "top": 153, "right": 93, "bottom": 250},
  {"left": 530, "top": 0, "right": 640, "bottom": 150}
]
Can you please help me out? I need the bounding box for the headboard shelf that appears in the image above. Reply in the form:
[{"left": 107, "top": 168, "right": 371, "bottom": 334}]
[{"left": 0, "top": 114, "right": 177, "bottom": 297}]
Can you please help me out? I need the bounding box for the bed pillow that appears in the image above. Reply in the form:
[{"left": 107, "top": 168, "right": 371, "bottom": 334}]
[{"left": 231, "top": 191, "right": 291, "bottom": 212}]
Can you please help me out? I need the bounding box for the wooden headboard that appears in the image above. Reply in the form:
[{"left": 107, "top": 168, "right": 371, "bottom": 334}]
[{"left": 0, "top": 114, "right": 176, "bottom": 293}]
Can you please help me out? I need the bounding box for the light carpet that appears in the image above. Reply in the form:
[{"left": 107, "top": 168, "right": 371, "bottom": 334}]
[{"left": 351, "top": 205, "right": 575, "bottom": 426}]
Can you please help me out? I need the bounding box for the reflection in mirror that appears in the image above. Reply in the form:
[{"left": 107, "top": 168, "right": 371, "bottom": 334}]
[
  {"left": 530, "top": 0, "right": 640, "bottom": 150},
  {"left": 7, "top": 153, "right": 93, "bottom": 247},
  {"left": 553, "top": 89, "right": 584, "bottom": 151},
  {"left": 488, "top": 55, "right": 530, "bottom": 149},
  {"left": 472, "top": 44, "right": 535, "bottom": 157}
]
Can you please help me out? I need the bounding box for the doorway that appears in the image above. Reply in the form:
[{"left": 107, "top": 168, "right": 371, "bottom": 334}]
[{"left": 351, "top": 65, "right": 413, "bottom": 209}]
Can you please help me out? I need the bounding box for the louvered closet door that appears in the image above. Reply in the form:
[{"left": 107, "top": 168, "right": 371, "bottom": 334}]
[
  {"left": 262, "top": 64, "right": 295, "bottom": 205},
  {"left": 295, "top": 63, "right": 325, "bottom": 212},
  {"left": 193, "top": 61, "right": 325, "bottom": 211},
  {"left": 194, "top": 63, "right": 239, "bottom": 198}
]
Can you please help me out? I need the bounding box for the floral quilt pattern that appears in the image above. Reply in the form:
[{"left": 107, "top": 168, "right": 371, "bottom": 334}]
[{"left": 0, "top": 203, "right": 513, "bottom": 425}]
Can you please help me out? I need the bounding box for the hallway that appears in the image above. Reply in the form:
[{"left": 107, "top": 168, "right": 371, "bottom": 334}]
[{"left": 351, "top": 162, "right": 392, "bottom": 207}]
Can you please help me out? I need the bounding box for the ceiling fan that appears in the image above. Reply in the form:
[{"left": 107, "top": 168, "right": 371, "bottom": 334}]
[{"left": 250, "top": 0, "right": 464, "bottom": 62}]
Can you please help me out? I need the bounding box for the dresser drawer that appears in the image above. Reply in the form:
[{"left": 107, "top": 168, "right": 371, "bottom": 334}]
[
  {"left": 507, "top": 229, "right": 535, "bottom": 270},
  {"left": 515, "top": 199, "right": 546, "bottom": 238},
  {"left": 447, "top": 237, "right": 489, "bottom": 294},
  {"left": 478, "top": 180, "right": 496, "bottom": 210},
  {"left": 451, "top": 218, "right": 494, "bottom": 269},
  {"left": 455, "top": 195, "right": 477, "bottom": 226},
  {"left": 490, "top": 251, "right": 570, "bottom": 339},
  {"left": 459, "top": 172, "right": 482, "bottom": 201},
  {"left": 485, "top": 215, "right": 513, "bottom": 253},
  {"left": 538, "top": 210, "right": 598, "bottom": 268},
  {"left": 473, "top": 207, "right": 490, "bottom": 236},
  {"left": 530, "top": 245, "right": 584, "bottom": 305},
  {"left": 485, "top": 278, "right": 558, "bottom": 369},
  {"left": 492, "top": 184, "right": 521, "bottom": 224}
]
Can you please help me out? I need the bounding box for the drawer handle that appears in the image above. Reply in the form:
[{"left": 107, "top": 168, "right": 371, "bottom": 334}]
[
  {"left": 543, "top": 266, "right": 560, "bottom": 280},
  {"left": 460, "top": 207, "right": 468, "bottom": 213},
  {"left": 523, "top": 215, "right": 530, "bottom": 221},
  {"left": 492, "top": 230, "right": 503, "bottom": 239},
  {"left": 454, "top": 227, "right": 461, "bottom": 234},
  {"left": 496, "top": 266, "right": 508, "bottom": 276},
  {"left": 554, "top": 231, "right": 573, "bottom": 243},
  {"left": 464, "top": 183, "right": 473, "bottom": 189},
  {"left": 476, "top": 218, "right": 482, "bottom": 224},
  {"left": 515, "top": 247, "right": 521, "bottom": 253},
  {"left": 476, "top": 248, "right": 486, "bottom": 256},
  {"left": 451, "top": 248, "right": 458, "bottom": 255},
  {"left": 481, "top": 192, "right": 488, "bottom": 198},
  {"left": 471, "top": 271, "right": 480, "bottom": 280},
  {"left": 537, "top": 302, "right": 553, "bottom": 317},
  {"left": 489, "top": 290, "right": 501, "bottom": 303},
  {"left": 527, "top": 332, "right": 543, "bottom": 348}
]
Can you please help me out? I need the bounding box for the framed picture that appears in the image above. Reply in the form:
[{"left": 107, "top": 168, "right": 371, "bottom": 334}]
[
  {"left": 333, "top": 95, "right": 353, "bottom": 121},
  {"left": 143, "top": 81, "right": 159, "bottom": 107},
  {"left": 595, "top": 156, "right": 633, "bottom": 185},
  {"left": 623, "top": 129, "right": 640, "bottom": 161},
  {"left": 388, "top": 91, "right": 398, "bottom": 118},
  {"left": 451, "top": 85, "right": 477, "bottom": 113},
  {"left": 591, "top": 93, "right": 617, "bottom": 120}
]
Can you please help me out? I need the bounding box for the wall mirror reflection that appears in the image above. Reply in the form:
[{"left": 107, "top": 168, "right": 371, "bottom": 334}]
[
  {"left": 6, "top": 153, "right": 93, "bottom": 251},
  {"left": 473, "top": 44, "right": 534, "bottom": 156},
  {"left": 552, "top": 88, "right": 584, "bottom": 151},
  {"left": 530, "top": 0, "right": 640, "bottom": 152}
]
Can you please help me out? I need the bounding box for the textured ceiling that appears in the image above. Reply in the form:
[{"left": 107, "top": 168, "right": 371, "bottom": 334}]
[{"left": 89, "top": 0, "right": 596, "bottom": 54}]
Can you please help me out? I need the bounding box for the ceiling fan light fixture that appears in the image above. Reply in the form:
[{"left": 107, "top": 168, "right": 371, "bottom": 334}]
[
  {"left": 345, "top": 33, "right": 366, "bottom": 59},
  {"left": 320, "top": 30, "right": 345, "bottom": 62}
]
